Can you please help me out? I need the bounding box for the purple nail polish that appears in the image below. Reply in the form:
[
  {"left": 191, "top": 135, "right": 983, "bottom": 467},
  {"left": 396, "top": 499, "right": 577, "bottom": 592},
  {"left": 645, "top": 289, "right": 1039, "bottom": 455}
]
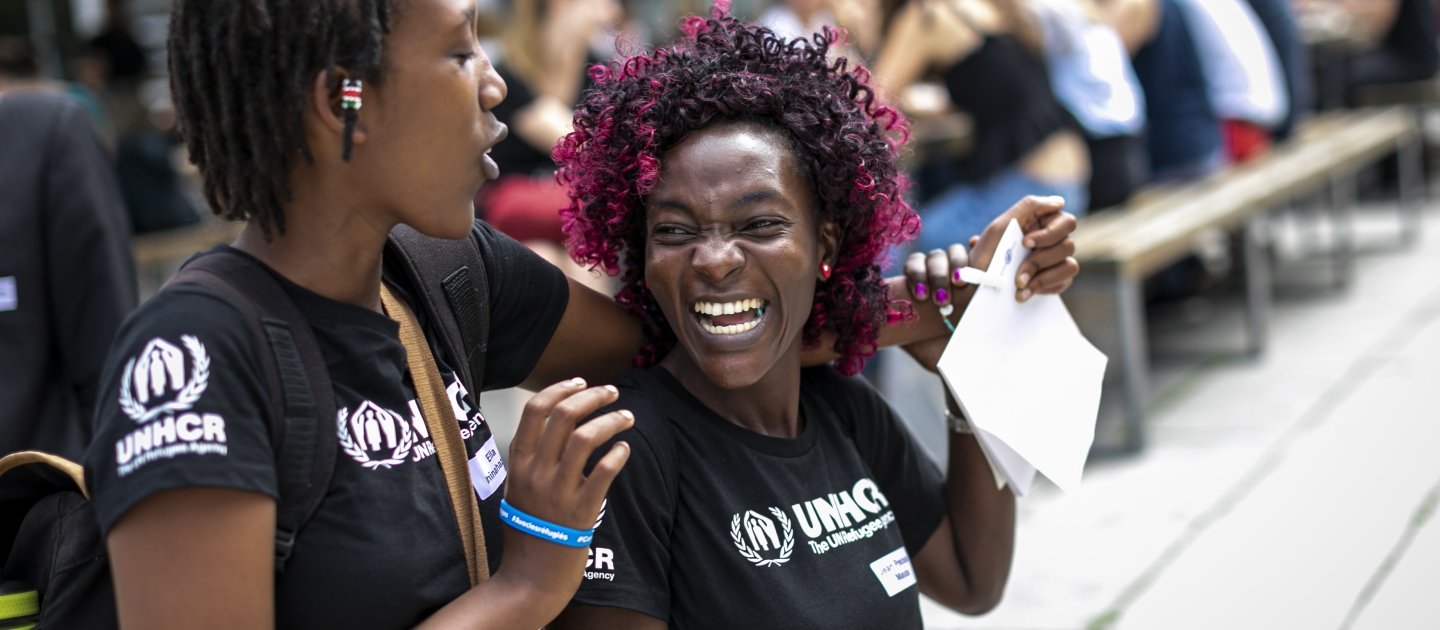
[
  {"left": 952, "top": 269, "right": 964, "bottom": 283},
  {"left": 915, "top": 283, "right": 928, "bottom": 299},
  {"left": 935, "top": 288, "right": 949, "bottom": 303}
]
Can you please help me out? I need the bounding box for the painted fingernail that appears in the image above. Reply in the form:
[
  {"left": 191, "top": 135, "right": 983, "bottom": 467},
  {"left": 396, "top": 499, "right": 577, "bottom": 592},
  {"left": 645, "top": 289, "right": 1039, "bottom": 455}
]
[
  {"left": 952, "top": 269, "right": 964, "bottom": 284},
  {"left": 915, "top": 283, "right": 928, "bottom": 299},
  {"left": 935, "top": 288, "right": 949, "bottom": 303},
  {"left": 1018, "top": 289, "right": 1033, "bottom": 302},
  {"left": 1017, "top": 273, "right": 1030, "bottom": 289}
]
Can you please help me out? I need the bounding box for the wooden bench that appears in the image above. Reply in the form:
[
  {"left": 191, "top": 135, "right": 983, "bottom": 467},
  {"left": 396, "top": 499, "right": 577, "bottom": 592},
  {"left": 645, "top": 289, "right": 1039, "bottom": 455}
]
[
  {"left": 1070, "top": 107, "right": 1419, "bottom": 452},
  {"left": 132, "top": 218, "right": 243, "bottom": 296}
]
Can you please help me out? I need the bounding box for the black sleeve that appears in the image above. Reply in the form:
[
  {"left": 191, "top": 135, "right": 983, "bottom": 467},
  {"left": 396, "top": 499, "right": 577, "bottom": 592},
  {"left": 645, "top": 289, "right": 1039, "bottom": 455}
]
[
  {"left": 805, "top": 367, "right": 946, "bottom": 555},
  {"left": 569, "top": 389, "right": 676, "bottom": 621},
  {"left": 44, "top": 99, "right": 138, "bottom": 440},
  {"left": 470, "top": 219, "right": 568, "bottom": 390},
  {"left": 83, "top": 288, "right": 277, "bottom": 533}
]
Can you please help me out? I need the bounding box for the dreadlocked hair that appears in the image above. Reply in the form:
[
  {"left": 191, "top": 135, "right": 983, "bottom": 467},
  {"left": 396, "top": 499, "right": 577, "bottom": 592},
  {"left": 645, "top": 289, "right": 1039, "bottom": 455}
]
[
  {"left": 167, "top": 0, "right": 395, "bottom": 238},
  {"left": 555, "top": 0, "right": 921, "bottom": 375}
]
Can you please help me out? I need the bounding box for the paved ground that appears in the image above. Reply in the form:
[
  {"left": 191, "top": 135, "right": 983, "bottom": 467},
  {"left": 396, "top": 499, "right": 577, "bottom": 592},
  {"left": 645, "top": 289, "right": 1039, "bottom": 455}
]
[{"left": 898, "top": 196, "right": 1440, "bottom": 630}]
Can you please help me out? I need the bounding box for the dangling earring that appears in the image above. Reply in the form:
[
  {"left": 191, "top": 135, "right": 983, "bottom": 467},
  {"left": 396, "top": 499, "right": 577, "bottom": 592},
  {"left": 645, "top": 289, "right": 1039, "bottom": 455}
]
[
  {"left": 341, "top": 79, "right": 363, "bottom": 160},
  {"left": 819, "top": 262, "right": 833, "bottom": 281}
]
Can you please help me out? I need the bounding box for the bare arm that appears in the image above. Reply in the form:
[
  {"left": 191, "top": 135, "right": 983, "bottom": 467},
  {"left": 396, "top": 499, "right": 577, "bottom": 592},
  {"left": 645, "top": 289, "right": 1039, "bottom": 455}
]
[
  {"left": 1326, "top": 0, "right": 1401, "bottom": 44},
  {"left": 909, "top": 396, "right": 1016, "bottom": 613},
  {"left": 551, "top": 604, "right": 668, "bottom": 630},
  {"left": 524, "top": 277, "right": 648, "bottom": 390},
  {"left": 510, "top": 96, "right": 575, "bottom": 158},
  {"left": 109, "top": 489, "right": 276, "bottom": 630},
  {"left": 1097, "top": 0, "right": 1160, "bottom": 54}
]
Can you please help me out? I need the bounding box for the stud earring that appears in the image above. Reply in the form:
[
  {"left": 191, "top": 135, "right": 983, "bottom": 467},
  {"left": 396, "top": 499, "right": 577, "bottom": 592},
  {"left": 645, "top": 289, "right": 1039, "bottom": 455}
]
[
  {"left": 819, "top": 262, "right": 833, "bottom": 281},
  {"left": 341, "top": 79, "right": 363, "bottom": 160}
]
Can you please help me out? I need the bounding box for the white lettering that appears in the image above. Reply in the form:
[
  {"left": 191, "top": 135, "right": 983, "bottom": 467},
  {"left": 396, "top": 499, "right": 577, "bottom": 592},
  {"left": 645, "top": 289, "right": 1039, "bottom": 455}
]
[
  {"left": 587, "top": 547, "right": 615, "bottom": 571},
  {"left": 177, "top": 413, "right": 203, "bottom": 440},
  {"left": 151, "top": 415, "right": 178, "bottom": 444},
  {"left": 852, "top": 478, "right": 888, "bottom": 513},
  {"left": 114, "top": 413, "right": 229, "bottom": 477},
  {"left": 832, "top": 489, "right": 866, "bottom": 525},
  {"left": 116, "top": 436, "right": 133, "bottom": 465},
  {"left": 411, "top": 440, "right": 437, "bottom": 462},
  {"left": 408, "top": 400, "right": 430, "bottom": 440},
  {"left": 792, "top": 502, "right": 823, "bottom": 538},
  {"left": 813, "top": 496, "right": 843, "bottom": 531},
  {"left": 447, "top": 380, "right": 470, "bottom": 424},
  {"left": 202, "top": 414, "right": 226, "bottom": 442}
]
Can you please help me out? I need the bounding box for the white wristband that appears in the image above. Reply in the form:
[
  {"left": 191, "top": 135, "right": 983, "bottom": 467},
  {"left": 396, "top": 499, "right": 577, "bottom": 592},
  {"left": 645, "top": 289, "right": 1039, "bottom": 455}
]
[{"left": 944, "top": 408, "right": 973, "bottom": 434}]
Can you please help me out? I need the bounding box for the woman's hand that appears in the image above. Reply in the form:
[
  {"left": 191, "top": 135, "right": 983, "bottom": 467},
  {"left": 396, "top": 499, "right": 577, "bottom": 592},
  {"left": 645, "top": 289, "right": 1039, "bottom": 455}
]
[
  {"left": 425, "top": 378, "right": 633, "bottom": 628},
  {"left": 501, "top": 378, "right": 632, "bottom": 583},
  {"left": 967, "top": 195, "right": 1079, "bottom": 302},
  {"left": 896, "top": 196, "right": 1079, "bottom": 372}
]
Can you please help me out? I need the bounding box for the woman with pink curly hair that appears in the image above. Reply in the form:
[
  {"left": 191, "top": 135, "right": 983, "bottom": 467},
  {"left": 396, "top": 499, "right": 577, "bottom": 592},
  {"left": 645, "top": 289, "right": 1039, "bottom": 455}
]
[{"left": 548, "top": 6, "right": 1078, "bottom": 628}]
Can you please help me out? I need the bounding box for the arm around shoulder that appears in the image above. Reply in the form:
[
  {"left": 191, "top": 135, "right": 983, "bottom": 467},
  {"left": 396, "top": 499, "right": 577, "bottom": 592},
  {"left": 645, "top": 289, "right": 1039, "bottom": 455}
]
[{"left": 523, "top": 277, "right": 645, "bottom": 390}]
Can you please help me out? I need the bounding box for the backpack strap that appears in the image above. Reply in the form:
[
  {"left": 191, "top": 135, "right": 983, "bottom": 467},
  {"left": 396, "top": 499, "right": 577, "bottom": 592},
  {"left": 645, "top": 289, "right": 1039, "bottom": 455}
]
[
  {"left": 165, "top": 251, "right": 337, "bottom": 572},
  {"left": 384, "top": 225, "right": 491, "bottom": 395}
]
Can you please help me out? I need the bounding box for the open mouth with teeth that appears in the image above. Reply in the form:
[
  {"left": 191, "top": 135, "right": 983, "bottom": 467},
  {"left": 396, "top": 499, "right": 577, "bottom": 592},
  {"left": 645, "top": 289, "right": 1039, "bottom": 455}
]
[{"left": 693, "top": 298, "right": 768, "bottom": 335}]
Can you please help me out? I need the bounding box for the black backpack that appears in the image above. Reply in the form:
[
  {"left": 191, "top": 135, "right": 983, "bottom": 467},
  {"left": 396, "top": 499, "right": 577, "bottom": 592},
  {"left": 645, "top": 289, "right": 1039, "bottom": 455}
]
[{"left": 0, "top": 224, "right": 493, "bottom": 628}]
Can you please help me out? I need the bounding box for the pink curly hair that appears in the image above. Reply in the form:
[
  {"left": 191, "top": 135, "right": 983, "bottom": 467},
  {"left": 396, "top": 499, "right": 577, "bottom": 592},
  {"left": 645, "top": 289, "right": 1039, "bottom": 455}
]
[{"left": 554, "top": 3, "right": 920, "bottom": 375}]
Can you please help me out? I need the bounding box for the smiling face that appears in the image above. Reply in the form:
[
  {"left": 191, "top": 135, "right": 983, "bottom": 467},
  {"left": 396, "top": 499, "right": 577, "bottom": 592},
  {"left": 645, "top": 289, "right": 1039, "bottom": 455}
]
[
  {"left": 350, "top": 0, "right": 508, "bottom": 239},
  {"left": 645, "top": 122, "right": 837, "bottom": 391}
]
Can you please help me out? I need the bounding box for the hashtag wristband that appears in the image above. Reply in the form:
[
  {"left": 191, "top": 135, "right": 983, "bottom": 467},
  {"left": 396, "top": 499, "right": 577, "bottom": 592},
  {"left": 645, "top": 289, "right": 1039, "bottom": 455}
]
[{"left": 498, "top": 499, "right": 595, "bottom": 548}]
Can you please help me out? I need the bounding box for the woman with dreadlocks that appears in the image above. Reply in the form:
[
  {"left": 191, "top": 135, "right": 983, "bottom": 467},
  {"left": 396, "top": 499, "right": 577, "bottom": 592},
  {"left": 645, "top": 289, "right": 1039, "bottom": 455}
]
[
  {"left": 85, "top": 1, "right": 635, "bottom": 627},
  {"left": 548, "top": 7, "right": 1074, "bottom": 629},
  {"left": 83, "top": 0, "right": 1074, "bottom": 627}
]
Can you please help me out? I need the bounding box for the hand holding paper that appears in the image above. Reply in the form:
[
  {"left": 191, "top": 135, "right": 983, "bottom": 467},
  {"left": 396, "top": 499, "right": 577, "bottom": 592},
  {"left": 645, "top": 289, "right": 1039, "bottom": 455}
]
[{"left": 936, "top": 219, "right": 1108, "bottom": 497}]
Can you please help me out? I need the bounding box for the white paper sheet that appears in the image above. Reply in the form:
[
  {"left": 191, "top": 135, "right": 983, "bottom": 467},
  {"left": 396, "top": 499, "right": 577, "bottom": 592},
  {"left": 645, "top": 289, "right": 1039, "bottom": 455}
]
[{"left": 937, "top": 219, "right": 1108, "bottom": 495}]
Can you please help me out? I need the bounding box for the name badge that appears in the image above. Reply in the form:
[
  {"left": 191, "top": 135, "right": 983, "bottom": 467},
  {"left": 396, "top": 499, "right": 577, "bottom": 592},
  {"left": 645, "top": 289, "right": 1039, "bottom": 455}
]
[
  {"left": 0, "top": 277, "right": 16, "bottom": 312},
  {"left": 870, "top": 547, "right": 917, "bottom": 597},
  {"left": 468, "top": 435, "right": 506, "bottom": 500}
]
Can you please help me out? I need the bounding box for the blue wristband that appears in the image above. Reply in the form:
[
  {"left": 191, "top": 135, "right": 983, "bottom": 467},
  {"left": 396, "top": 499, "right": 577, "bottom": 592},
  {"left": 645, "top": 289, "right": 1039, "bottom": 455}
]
[{"left": 498, "top": 499, "right": 595, "bottom": 548}]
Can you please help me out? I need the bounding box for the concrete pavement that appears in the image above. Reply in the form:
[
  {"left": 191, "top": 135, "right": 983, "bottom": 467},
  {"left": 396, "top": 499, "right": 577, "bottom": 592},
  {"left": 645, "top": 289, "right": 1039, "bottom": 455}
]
[{"left": 911, "top": 198, "right": 1440, "bottom": 629}]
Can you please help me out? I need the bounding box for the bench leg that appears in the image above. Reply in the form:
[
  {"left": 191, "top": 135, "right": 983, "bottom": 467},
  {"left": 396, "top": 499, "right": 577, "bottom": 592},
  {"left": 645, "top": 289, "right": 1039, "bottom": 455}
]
[
  {"left": 1241, "top": 218, "right": 1271, "bottom": 357},
  {"left": 1328, "top": 172, "right": 1357, "bottom": 288},
  {"left": 1398, "top": 129, "right": 1424, "bottom": 246},
  {"left": 1113, "top": 271, "right": 1149, "bottom": 452}
]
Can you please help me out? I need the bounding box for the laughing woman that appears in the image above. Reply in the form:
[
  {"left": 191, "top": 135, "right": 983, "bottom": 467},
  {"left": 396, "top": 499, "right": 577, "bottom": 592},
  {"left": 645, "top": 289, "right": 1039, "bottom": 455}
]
[{"left": 548, "top": 7, "right": 1078, "bottom": 629}]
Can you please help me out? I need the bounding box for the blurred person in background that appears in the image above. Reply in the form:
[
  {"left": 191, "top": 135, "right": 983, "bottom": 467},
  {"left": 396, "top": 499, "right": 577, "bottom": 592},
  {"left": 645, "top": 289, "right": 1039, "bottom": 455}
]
[
  {"left": 1321, "top": 0, "right": 1440, "bottom": 103},
  {"left": 0, "top": 88, "right": 137, "bottom": 459},
  {"left": 485, "top": 0, "right": 624, "bottom": 291},
  {"left": 0, "top": 35, "right": 111, "bottom": 135},
  {"left": 1031, "top": 0, "right": 1151, "bottom": 211},
  {"left": 759, "top": 0, "right": 880, "bottom": 59},
  {"left": 872, "top": 0, "right": 1090, "bottom": 252},
  {"left": 1129, "top": 0, "right": 1222, "bottom": 183},
  {"left": 1173, "top": 0, "right": 1288, "bottom": 163},
  {"left": 1243, "top": 0, "right": 1311, "bottom": 142}
]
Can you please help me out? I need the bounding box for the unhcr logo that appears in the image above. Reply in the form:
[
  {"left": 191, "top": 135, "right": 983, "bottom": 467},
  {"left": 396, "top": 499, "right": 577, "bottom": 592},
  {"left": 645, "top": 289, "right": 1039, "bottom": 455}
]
[
  {"left": 119, "top": 336, "right": 210, "bottom": 423},
  {"left": 729, "top": 507, "right": 795, "bottom": 567},
  {"left": 338, "top": 401, "right": 415, "bottom": 470}
]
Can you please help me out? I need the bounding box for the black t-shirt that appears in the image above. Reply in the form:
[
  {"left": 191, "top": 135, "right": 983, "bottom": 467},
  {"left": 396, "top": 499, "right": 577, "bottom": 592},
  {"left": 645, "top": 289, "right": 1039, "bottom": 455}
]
[
  {"left": 84, "top": 221, "right": 568, "bottom": 629},
  {"left": 572, "top": 367, "right": 947, "bottom": 629}
]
